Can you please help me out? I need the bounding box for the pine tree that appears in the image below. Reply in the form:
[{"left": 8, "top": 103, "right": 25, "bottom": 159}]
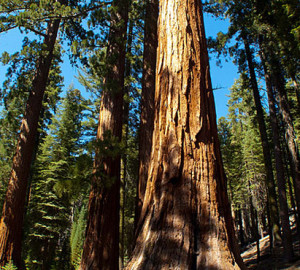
[
  {"left": 24, "top": 87, "right": 91, "bottom": 269},
  {"left": 225, "top": 75, "right": 268, "bottom": 246},
  {"left": 0, "top": 0, "right": 97, "bottom": 265}
]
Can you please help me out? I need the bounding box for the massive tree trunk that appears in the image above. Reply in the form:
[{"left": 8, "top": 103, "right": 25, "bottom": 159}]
[
  {"left": 260, "top": 51, "right": 294, "bottom": 260},
  {"left": 0, "top": 19, "right": 60, "bottom": 268},
  {"left": 126, "top": 0, "right": 246, "bottom": 269},
  {"left": 79, "top": 1, "right": 128, "bottom": 269},
  {"left": 136, "top": 0, "right": 158, "bottom": 228},
  {"left": 243, "top": 35, "right": 281, "bottom": 247}
]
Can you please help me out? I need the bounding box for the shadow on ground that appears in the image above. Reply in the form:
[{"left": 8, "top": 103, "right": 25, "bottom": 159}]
[{"left": 242, "top": 230, "right": 300, "bottom": 269}]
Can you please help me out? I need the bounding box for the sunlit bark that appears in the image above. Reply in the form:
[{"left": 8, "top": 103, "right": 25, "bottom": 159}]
[
  {"left": 79, "top": 0, "right": 128, "bottom": 269},
  {"left": 136, "top": 0, "right": 158, "bottom": 230},
  {"left": 126, "top": 0, "right": 246, "bottom": 268}
]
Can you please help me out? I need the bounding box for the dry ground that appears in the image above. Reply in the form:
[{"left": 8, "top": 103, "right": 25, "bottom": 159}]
[{"left": 241, "top": 233, "right": 300, "bottom": 269}]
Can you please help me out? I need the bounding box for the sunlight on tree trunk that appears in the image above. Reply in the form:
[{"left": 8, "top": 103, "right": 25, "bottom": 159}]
[
  {"left": 126, "top": 0, "right": 246, "bottom": 268},
  {"left": 79, "top": 0, "right": 128, "bottom": 269},
  {"left": 136, "top": 0, "right": 158, "bottom": 230}
]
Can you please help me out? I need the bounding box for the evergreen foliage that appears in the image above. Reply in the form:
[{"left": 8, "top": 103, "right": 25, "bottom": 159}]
[
  {"left": 23, "top": 87, "right": 92, "bottom": 269},
  {"left": 218, "top": 74, "right": 269, "bottom": 244},
  {"left": 0, "top": 0, "right": 298, "bottom": 267},
  {"left": 1, "top": 261, "right": 17, "bottom": 270},
  {"left": 70, "top": 206, "right": 86, "bottom": 269},
  {"left": 0, "top": 42, "right": 63, "bottom": 210}
]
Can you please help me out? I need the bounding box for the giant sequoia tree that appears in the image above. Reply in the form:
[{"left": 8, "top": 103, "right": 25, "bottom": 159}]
[
  {"left": 126, "top": 0, "right": 245, "bottom": 268},
  {"left": 79, "top": 0, "right": 128, "bottom": 269}
]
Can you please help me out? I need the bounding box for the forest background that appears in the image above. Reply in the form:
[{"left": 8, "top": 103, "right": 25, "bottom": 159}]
[{"left": 0, "top": 0, "right": 299, "bottom": 269}]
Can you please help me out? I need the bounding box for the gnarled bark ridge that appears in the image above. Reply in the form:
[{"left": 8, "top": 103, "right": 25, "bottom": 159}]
[{"left": 126, "top": 0, "right": 245, "bottom": 269}]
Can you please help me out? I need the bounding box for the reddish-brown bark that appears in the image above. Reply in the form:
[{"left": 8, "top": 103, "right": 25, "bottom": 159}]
[
  {"left": 136, "top": 0, "right": 158, "bottom": 230},
  {"left": 126, "top": 0, "right": 246, "bottom": 268},
  {"left": 79, "top": 1, "right": 128, "bottom": 269},
  {"left": 0, "top": 19, "right": 60, "bottom": 268}
]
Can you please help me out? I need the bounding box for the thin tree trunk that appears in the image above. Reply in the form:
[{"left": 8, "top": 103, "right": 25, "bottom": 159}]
[
  {"left": 249, "top": 197, "right": 260, "bottom": 262},
  {"left": 243, "top": 206, "right": 252, "bottom": 244},
  {"left": 0, "top": 19, "right": 60, "bottom": 268},
  {"left": 79, "top": 1, "right": 128, "bottom": 269},
  {"left": 126, "top": 1, "right": 246, "bottom": 268},
  {"left": 120, "top": 16, "right": 133, "bottom": 267},
  {"left": 291, "top": 76, "right": 300, "bottom": 110},
  {"left": 261, "top": 56, "right": 294, "bottom": 260},
  {"left": 248, "top": 173, "right": 260, "bottom": 262},
  {"left": 136, "top": 0, "right": 158, "bottom": 231},
  {"left": 237, "top": 207, "right": 245, "bottom": 247},
  {"left": 243, "top": 35, "right": 281, "bottom": 246},
  {"left": 272, "top": 59, "right": 300, "bottom": 220},
  {"left": 120, "top": 157, "right": 126, "bottom": 268},
  {"left": 281, "top": 131, "right": 297, "bottom": 213}
]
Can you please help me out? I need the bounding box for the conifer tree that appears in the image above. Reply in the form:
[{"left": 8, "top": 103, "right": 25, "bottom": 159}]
[
  {"left": 126, "top": 0, "right": 245, "bottom": 268},
  {"left": 24, "top": 87, "right": 90, "bottom": 269},
  {"left": 0, "top": 0, "right": 99, "bottom": 265},
  {"left": 80, "top": 0, "right": 129, "bottom": 268},
  {"left": 0, "top": 11, "right": 61, "bottom": 266}
]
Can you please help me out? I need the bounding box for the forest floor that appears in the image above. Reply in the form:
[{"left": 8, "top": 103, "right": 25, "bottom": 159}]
[{"left": 241, "top": 229, "right": 300, "bottom": 269}]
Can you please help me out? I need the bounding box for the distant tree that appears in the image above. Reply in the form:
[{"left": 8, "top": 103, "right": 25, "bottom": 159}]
[{"left": 24, "top": 87, "right": 91, "bottom": 269}]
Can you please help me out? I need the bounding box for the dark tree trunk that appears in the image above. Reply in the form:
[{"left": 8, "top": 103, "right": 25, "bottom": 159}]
[
  {"left": 126, "top": 0, "right": 246, "bottom": 268},
  {"left": 291, "top": 76, "right": 300, "bottom": 110},
  {"left": 237, "top": 207, "right": 245, "bottom": 247},
  {"left": 120, "top": 16, "right": 133, "bottom": 267},
  {"left": 243, "top": 35, "right": 281, "bottom": 246},
  {"left": 260, "top": 54, "right": 294, "bottom": 260},
  {"left": 0, "top": 19, "right": 60, "bottom": 268},
  {"left": 271, "top": 59, "right": 300, "bottom": 220},
  {"left": 136, "top": 0, "right": 158, "bottom": 230},
  {"left": 243, "top": 206, "right": 252, "bottom": 244},
  {"left": 249, "top": 197, "right": 260, "bottom": 262},
  {"left": 79, "top": 1, "right": 128, "bottom": 269}
]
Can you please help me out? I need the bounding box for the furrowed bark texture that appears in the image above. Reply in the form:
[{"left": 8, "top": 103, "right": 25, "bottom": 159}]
[
  {"left": 136, "top": 0, "right": 158, "bottom": 229},
  {"left": 79, "top": 1, "right": 128, "bottom": 269},
  {"left": 0, "top": 19, "right": 60, "bottom": 268},
  {"left": 126, "top": 0, "right": 245, "bottom": 269}
]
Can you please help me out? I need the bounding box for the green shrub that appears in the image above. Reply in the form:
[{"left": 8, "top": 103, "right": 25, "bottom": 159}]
[{"left": 1, "top": 261, "right": 18, "bottom": 270}]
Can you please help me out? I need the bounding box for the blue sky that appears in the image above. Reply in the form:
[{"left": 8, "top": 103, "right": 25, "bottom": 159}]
[
  {"left": 0, "top": 12, "right": 238, "bottom": 119},
  {"left": 203, "top": 13, "right": 238, "bottom": 119}
]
